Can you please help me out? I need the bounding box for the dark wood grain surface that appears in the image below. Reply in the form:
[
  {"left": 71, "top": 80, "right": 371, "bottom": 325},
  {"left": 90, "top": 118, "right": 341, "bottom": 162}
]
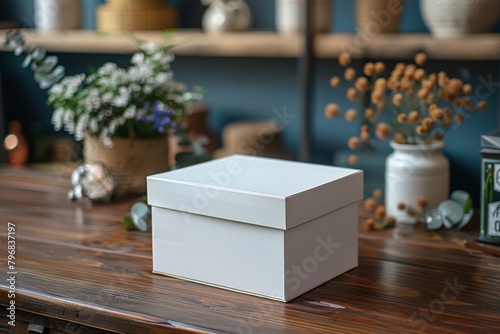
[{"left": 0, "top": 166, "right": 499, "bottom": 334}]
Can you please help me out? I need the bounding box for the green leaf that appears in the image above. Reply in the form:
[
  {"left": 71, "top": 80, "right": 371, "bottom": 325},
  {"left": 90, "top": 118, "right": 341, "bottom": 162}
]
[{"left": 123, "top": 214, "right": 136, "bottom": 231}]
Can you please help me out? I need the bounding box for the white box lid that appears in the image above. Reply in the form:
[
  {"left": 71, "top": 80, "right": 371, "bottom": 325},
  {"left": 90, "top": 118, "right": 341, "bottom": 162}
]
[{"left": 147, "top": 155, "right": 363, "bottom": 230}]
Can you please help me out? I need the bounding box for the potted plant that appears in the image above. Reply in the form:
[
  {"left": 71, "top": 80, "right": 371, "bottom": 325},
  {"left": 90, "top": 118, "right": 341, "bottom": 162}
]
[
  {"left": 324, "top": 52, "right": 488, "bottom": 223},
  {"left": 4, "top": 30, "right": 202, "bottom": 198}
]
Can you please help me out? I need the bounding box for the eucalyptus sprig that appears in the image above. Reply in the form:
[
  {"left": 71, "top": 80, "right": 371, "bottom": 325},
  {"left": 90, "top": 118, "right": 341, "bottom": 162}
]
[{"left": 4, "top": 30, "right": 65, "bottom": 89}]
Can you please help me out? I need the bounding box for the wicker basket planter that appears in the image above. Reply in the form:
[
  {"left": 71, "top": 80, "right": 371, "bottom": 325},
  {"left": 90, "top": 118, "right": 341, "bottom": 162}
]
[
  {"left": 84, "top": 134, "right": 169, "bottom": 198},
  {"left": 355, "top": 0, "right": 404, "bottom": 34},
  {"left": 96, "top": 0, "right": 178, "bottom": 33}
]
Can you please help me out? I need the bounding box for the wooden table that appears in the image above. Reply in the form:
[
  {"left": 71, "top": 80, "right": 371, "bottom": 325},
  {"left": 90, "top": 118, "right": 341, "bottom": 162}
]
[{"left": 0, "top": 166, "right": 499, "bottom": 334}]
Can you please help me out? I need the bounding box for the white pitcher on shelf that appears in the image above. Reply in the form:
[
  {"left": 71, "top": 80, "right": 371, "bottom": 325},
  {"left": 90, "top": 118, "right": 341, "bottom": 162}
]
[{"left": 201, "top": 0, "right": 252, "bottom": 33}]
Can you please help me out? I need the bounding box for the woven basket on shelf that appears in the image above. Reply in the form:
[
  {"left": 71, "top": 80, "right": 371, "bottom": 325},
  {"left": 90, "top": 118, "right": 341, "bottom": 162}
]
[
  {"left": 96, "top": 0, "right": 178, "bottom": 33},
  {"left": 355, "top": 0, "right": 404, "bottom": 34},
  {"left": 84, "top": 134, "right": 169, "bottom": 198}
]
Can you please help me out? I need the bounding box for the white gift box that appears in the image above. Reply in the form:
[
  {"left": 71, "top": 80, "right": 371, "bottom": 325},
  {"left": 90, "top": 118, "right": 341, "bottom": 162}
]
[{"left": 147, "top": 155, "right": 363, "bottom": 302}]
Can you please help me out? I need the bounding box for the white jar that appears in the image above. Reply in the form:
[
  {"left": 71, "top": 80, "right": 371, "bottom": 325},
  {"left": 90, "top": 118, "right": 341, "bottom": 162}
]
[
  {"left": 385, "top": 141, "right": 450, "bottom": 224},
  {"left": 420, "top": 0, "right": 500, "bottom": 38},
  {"left": 34, "top": 0, "right": 82, "bottom": 31},
  {"left": 275, "top": 0, "right": 331, "bottom": 34}
]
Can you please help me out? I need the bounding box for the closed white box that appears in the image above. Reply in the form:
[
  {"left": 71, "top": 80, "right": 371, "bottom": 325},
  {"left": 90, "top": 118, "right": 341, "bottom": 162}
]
[{"left": 147, "top": 155, "right": 363, "bottom": 302}]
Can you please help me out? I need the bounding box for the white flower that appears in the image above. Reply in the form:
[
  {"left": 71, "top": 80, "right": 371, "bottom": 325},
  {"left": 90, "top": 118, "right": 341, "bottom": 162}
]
[
  {"left": 129, "top": 83, "right": 141, "bottom": 93},
  {"left": 100, "top": 133, "right": 114, "bottom": 148},
  {"left": 63, "top": 109, "right": 75, "bottom": 134},
  {"left": 62, "top": 74, "right": 85, "bottom": 99},
  {"left": 74, "top": 114, "right": 89, "bottom": 141},
  {"left": 102, "top": 92, "right": 113, "bottom": 104},
  {"left": 123, "top": 105, "right": 137, "bottom": 119},
  {"left": 131, "top": 53, "right": 145, "bottom": 65},
  {"left": 51, "top": 107, "right": 65, "bottom": 130},
  {"left": 112, "top": 92, "right": 129, "bottom": 108},
  {"left": 98, "top": 63, "right": 118, "bottom": 76},
  {"left": 155, "top": 72, "right": 170, "bottom": 85},
  {"left": 88, "top": 118, "right": 98, "bottom": 133},
  {"left": 140, "top": 42, "right": 159, "bottom": 54},
  {"left": 49, "top": 84, "right": 63, "bottom": 96},
  {"left": 38, "top": 39, "right": 203, "bottom": 142}
]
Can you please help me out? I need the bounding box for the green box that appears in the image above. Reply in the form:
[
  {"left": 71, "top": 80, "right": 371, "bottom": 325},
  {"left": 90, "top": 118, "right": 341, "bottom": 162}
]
[{"left": 480, "top": 130, "right": 500, "bottom": 245}]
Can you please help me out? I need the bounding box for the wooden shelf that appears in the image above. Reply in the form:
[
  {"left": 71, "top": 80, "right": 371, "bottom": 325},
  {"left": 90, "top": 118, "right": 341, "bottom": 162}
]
[
  {"left": 0, "top": 29, "right": 304, "bottom": 57},
  {"left": 316, "top": 33, "right": 500, "bottom": 60},
  {"left": 0, "top": 29, "right": 499, "bottom": 60}
]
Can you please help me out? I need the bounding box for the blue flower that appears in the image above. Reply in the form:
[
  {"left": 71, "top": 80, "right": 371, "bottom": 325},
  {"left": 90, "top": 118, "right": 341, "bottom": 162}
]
[{"left": 138, "top": 101, "right": 173, "bottom": 134}]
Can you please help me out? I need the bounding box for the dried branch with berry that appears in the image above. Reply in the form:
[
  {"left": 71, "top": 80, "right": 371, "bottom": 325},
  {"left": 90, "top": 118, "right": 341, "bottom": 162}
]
[{"left": 325, "top": 52, "right": 488, "bottom": 165}]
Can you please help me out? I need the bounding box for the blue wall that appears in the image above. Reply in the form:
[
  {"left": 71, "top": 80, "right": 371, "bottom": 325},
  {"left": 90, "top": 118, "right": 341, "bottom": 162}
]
[{"left": 1, "top": 0, "right": 499, "bottom": 206}]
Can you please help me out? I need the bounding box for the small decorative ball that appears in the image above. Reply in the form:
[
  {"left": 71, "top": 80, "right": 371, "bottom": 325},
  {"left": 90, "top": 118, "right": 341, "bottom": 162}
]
[{"left": 69, "top": 162, "right": 116, "bottom": 202}]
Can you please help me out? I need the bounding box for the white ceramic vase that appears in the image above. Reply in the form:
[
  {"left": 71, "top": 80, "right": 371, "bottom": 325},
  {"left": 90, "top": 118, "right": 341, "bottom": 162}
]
[
  {"left": 420, "top": 0, "right": 500, "bottom": 38},
  {"left": 385, "top": 141, "right": 450, "bottom": 224},
  {"left": 275, "top": 0, "right": 332, "bottom": 34},
  {"left": 202, "top": 0, "right": 251, "bottom": 33},
  {"left": 34, "top": 0, "right": 81, "bottom": 31}
]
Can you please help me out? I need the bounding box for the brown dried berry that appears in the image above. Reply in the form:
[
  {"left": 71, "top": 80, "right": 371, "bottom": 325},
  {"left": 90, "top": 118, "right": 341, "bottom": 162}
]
[
  {"left": 372, "top": 189, "right": 382, "bottom": 200},
  {"left": 344, "top": 68, "right": 356, "bottom": 81},
  {"left": 415, "top": 52, "right": 427, "bottom": 66},
  {"left": 386, "top": 217, "right": 397, "bottom": 228},
  {"left": 355, "top": 77, "right": 370, "bottom": 91},
  {"left": 408, "top": 111, "right": 420, "bottom": 123},
  {"left": 347, "top": 87, "right": 358, "bottom": 101},
  {"left": 348, "top": 154, "right": 358, "bottom": 166},
  {"left": 364, "top": 218, "right": 376, "bottom": 231},
  {"left": 364, "top": 62, "right": 375, "bottom": 76},
  {"left": 348, "top": 136, "right": 362, "bottom": 150},
  {"left": 374, "top": 62, "right": 386, "bottom": 74},
  {"left": 324, "top": 103, "right": 340, "bottom": 118},
  {"left": 375, "top": 206, "right": 386, "bottom": 219},
  {"left": 338, "top": 52, "right": 352, "bottom": 67},
  {"left": 345, "top": 109, "right": 357, "bottom": 121},
  {"left": 478, "top": 100, "right": 488, "bottom": 110},
  {"left": 393, "top": 133, "right": 405, "bottom": 144},
  {"left": 365, "top": 198, "right": 377, "bottom": 212},
  {"left": 375, "top": 122, "right": 391, "bottom": 139},
  {"left": 417, "top": 198, "right": 427, "bottom": 209},
  {"left": 397, "top": 113, "right": 407, "bottom": 123},
  {"left": 330, "top": 76, "right": 340, "bottom": 87},
  {"left": 392, "top": 93, "right": 404, "bottom": 106}
]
